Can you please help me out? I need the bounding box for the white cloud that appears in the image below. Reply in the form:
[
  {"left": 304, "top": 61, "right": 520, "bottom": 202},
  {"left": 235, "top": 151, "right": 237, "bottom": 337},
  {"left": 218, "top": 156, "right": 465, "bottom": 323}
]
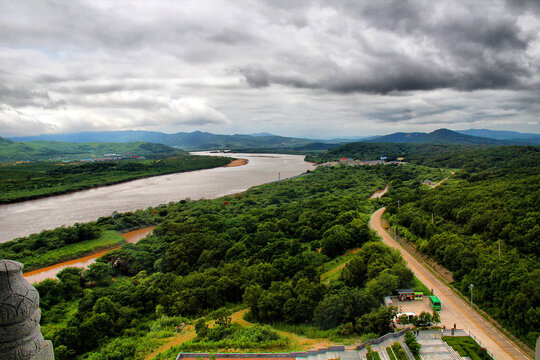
[
  {"left": 0, "top": 105, "right": 58, "bottom": 136},
  {"left": 0, "top": 0, "right": 539, "bottom": 137}
]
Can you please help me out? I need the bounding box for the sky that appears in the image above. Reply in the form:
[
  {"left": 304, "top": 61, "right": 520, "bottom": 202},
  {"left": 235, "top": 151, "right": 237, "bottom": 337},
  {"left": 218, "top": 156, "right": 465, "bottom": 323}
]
[{"left": 1, "top": 0, "right": 539, "bottom": 138}]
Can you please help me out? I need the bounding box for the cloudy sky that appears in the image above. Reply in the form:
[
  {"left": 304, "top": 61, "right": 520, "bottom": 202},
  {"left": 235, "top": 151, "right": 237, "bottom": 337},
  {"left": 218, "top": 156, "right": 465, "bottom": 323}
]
[{"left": 1, "top": 0, "right": 539, "bottom": 138}]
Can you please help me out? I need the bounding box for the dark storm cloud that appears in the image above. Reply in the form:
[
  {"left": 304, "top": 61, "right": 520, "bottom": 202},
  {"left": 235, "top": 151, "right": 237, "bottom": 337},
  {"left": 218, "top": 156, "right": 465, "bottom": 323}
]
[
  {"left": 367, "top": 105, "right": 466, "bottom": 123},
  {"left": 237, "top": 1, "right": 539, "bottom": 94},
  {"left": 1, "top": 0, "right": 539, "bottom": 136},
  {"left": 0, "top": 84, "right": 65, "bottom": 108},
  {"left": 238, "top": 67, "right": 316, "bottom": 89}
]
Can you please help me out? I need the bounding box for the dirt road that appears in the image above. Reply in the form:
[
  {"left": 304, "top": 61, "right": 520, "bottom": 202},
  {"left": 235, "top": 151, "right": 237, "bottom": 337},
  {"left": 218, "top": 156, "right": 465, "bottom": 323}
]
[{"left": 369, "top": 207, "right": 532, "bottom": 360}]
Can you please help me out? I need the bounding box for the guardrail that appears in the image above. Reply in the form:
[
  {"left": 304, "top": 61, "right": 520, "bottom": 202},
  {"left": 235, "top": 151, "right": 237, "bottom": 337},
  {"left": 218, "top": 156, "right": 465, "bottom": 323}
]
[
  {"left": 442, "top": 342, "right": 462, "bottom": 360},
  {"left": 356, "top": 327, "right": 412, "bottom": 350},
  {"left": 469, "top": 331, "right": 502, "bottom": 360},
  {"left": 176, "top": 346, "right": 347, "bottom": 360}
]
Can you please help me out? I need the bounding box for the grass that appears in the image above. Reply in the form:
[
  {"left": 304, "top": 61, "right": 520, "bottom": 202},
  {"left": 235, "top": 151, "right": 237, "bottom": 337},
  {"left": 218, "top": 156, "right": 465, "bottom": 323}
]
[
  {"left": 320, "top": 250, "right": 359, "bottom": 284},
  {"left": 366, "top": 351, "right": 381, "bottom": 360},
  {"left": 412, "top": 276, "right": 432, "bottom": 295},
  {"left": 269, "top": 323, "right": 356, "bottom": 344},
  {"left": 390, "top": 343, "right": 408, "bottom": 360},
  {"left": 442, "top": 336, "right": 493, "bottom": 360},
  {"left": 386, "top": 346, "right": 397, "bottom": 360},
  {"left": 20, "top": 230, "right": 125, "bottom": 271},
  {"left": 41, "top": 300, "right": 80, "bottom": 340}
]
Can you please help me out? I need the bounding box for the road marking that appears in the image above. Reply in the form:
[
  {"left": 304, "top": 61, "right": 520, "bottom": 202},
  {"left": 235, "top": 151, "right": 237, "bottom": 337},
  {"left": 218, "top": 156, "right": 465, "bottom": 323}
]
[{"left": 370, "top": 208, "right": 530, "bottom": 360}]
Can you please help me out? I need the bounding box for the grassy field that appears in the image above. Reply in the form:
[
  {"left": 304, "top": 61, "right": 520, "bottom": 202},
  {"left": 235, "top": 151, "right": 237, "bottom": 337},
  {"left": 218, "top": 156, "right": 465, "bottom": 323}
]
[
  {"left": 412, "top": 276, "right": 432, "bottom": 295},
  {"left": 320, "top": 249, "right": 360, "bottom": 284}
]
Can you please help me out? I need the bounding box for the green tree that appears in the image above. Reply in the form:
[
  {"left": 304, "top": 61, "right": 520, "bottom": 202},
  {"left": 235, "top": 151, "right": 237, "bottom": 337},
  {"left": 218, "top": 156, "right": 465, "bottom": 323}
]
[
  {"left": 84, "top": 262, "right": 113, "bottom": 285},
  {"left": 341, "top": 257, "right": 368, "bottom": 287},
  {"left": 214, "top": 308, "right": 232, "bottom": 327},
  {"left": 195, "top": 318, "right": 209, "bottom": 338},
  {"left": 313, "top": 293, "right": 346, "bottom": 330},
  {"left": 404, "top": 330, "right": 422, "bottom": 355}
]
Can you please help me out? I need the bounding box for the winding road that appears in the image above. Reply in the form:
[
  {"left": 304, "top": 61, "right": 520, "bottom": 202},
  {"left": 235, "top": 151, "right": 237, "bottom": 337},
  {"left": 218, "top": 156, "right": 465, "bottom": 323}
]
[{"left": 369, "top": 207, "right": 532, "bottom": 360}]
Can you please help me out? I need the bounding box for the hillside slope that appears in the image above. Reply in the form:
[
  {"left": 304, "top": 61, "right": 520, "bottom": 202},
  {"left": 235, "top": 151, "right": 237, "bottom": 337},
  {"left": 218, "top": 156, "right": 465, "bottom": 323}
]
[
  {"left": 9, "top": 130, "right": 319, "bottom": 150},
  {"left": 0, "top": 137, "right": 183, "bottom": 162},
  {"left": 368, "top": 128, "right": 508, "bottom": 145}
]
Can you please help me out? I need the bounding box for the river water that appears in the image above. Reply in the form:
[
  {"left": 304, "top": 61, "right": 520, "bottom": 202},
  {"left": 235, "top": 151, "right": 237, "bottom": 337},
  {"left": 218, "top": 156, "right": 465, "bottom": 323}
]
[
  {"left": 23, "top": 226, "right": 155, "bottom": 284},
  {"left": 0, "top": 152, "right": 314, "bottom": 243}
]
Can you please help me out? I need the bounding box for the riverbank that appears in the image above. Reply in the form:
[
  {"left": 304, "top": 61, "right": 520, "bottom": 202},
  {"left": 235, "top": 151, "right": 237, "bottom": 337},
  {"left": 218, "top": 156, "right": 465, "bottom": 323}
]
[
  {"left": 23, "top": 226, "right": 155, "bottom": 283},
  {"left": 0, "top": 153, "right": 314, "bottom": 242},
  {"left": 0, "top": 154, "right": 233, "bottom": 204},
  {"left": 225, "top": 158, "right": 249, "bottom": 167}
]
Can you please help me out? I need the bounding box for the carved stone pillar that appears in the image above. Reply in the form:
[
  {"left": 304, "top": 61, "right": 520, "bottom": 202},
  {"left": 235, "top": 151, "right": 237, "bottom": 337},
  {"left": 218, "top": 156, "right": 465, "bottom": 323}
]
[{"left": 0, "top": 260, "right": 54, "bottom": 360}]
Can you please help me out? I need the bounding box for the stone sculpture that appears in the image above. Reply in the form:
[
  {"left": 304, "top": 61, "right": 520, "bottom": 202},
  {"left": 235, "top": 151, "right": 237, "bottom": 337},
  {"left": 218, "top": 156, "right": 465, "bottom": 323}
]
[{"left": 0, "top": 260, "right": 54, "bottom": 360}]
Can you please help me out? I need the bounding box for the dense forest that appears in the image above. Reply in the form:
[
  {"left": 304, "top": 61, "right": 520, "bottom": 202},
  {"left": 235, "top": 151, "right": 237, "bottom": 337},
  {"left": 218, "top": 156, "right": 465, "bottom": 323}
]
[
  {"left": 305, "top": 142, "right": 467, "bottom": 163},
  {"left": 2, "top": 143, "right": 537, "bottom": 359},
  {"left": 0, "top": 154, "right": 232, "bottom": 203},
  {"left": 22, "top": 164, "right": 444, "bottom": 360},
  {"left": 380, "top": 146, "right": 539, "bottom": 346}
]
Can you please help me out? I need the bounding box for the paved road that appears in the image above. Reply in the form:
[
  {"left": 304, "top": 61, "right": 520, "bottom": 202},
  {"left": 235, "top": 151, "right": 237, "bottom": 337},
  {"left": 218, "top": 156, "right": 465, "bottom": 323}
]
[{"left": 369, "top": 207, "right": 532, "bottom": 360}]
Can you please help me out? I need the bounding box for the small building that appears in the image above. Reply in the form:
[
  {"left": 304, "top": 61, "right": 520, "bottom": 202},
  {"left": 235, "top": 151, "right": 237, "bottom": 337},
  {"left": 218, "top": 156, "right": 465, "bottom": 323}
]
[{"left": 397, "top": 289, "right": 415, "bottom": 301}]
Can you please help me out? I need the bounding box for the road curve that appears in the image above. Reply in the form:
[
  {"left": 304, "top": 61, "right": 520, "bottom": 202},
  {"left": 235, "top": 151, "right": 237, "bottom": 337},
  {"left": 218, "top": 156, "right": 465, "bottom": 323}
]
[{"left": 369, "top": 207, "right": 532, "bottom": 360}]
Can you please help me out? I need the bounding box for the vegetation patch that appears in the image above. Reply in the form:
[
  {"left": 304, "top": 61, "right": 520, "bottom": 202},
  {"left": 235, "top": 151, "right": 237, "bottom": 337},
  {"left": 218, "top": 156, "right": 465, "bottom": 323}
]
[
  {"left": 0, "top": 223, "right": 124, "bottom": 271},
  {"left": 442, "top": 336, "right": 493, "bottom": 360},
  {"left": 383, "top": 146, "right": 540, "bottom": 347},
  {"left": 0, "top": 154, "right": 232, "bottom": 203}
]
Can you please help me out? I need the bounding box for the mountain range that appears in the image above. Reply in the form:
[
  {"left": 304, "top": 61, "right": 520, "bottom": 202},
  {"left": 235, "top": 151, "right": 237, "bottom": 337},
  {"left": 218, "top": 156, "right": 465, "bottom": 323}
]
[
  {"left": 368, "top": 129, "right": 540, "bottom": 145},
  {"left": 10, "top": 130, "right": 320, "bottom": 150},
  {"left": 7, "top": 128, "right": 540, "bottom": 150}
]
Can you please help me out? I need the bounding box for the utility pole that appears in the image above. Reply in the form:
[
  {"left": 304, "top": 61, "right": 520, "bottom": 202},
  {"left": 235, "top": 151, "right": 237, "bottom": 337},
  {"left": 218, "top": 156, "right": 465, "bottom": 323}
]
[
  {"left": 469, "top": 284, "right": 474, "bottom": 307},
  {"left": 432, "top": 212, "right": 434, "bottom": 224},
  {"left": 499, "top": 239, "right": 501, "bottom": 260},
  {"left": 278, "top": 172, "right": 280, "bottom": 181},
  {"left": 397, "top": 200, "right": 400, "bottom": 211}
]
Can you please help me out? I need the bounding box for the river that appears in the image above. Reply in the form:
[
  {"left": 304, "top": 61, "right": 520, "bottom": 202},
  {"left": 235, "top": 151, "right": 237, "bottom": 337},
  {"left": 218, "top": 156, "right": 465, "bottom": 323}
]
[
  {"left": 23, "top": 226, "right": 155, "bottom": 284},
  {"left": 0, "top": 152, "right": 314, "bottom": 243}
]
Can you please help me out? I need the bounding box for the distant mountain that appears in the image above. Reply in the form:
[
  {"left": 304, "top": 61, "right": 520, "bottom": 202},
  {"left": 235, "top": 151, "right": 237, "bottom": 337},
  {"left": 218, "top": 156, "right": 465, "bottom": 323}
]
[
  {"left": 326, "top": 136, "right": 379, "bottom": 142},
  {"left": 368, "top": 128, "right": 510, "bottom": 145},
  {"left": 249, "top": 132, "right": 276, "bottom": 137},
  {"left": 457, "top": 129, "right": 540, "bottom": 140},
  {"left": 9, "top": 130, "right": 325, "bottom": 150},
  {"left": 0, "top": 137, "right": 183, "bottom": 162}
]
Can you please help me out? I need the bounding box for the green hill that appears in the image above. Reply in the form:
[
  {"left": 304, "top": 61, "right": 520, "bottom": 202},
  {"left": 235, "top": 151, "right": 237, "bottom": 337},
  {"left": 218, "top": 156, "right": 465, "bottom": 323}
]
[
  {"left": 9, "top": 130, "right": 319, "bottom": 150},
  {"left": 0, "top": 137, "right": 183, "bottom": 162},
  {"left": 368, "top": 128, "right": 508, "bottom": 145}
]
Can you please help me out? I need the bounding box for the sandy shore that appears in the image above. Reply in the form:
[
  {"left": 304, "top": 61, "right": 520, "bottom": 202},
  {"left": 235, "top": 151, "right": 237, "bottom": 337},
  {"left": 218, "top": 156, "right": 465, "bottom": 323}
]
[{"left": 225, "top": 158, "right": 249, "bottom": 167}]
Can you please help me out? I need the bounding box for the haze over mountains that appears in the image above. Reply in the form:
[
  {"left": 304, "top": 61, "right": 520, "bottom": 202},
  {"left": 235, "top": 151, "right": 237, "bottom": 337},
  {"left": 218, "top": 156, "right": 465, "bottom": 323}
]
[{"left": 8, "top": 128, "right": 540, "bottom": 150}]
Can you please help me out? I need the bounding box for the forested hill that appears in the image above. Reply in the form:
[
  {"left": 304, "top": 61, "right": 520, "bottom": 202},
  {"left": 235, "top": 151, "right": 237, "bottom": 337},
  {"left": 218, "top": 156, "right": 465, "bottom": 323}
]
[
  {"left": 306, "top": 142, "right": 466, "bottom": 162},
  {"left": 367, "top": 128, "right": 523, "bottom": 145},
  {"left": 0, "top": 137, "right": 183, "bottom": 162},
  {"left": 9, "top": 130, "right": 319, "bottom": 150},
  {"left": 3, "top": 144, "right": 538, "bottom": 358},
  {"left": 20, "top": 164, "right": 445, "bottom": 359},
  {"left": 381, "top": 145, "right": 540, "bottom": 346}
]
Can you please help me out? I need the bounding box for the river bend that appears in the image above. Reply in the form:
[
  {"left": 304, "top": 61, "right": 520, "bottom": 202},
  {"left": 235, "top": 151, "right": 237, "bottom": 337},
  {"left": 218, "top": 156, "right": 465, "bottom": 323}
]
[{"left": 0, "top": 153, "right": 314, "bottom": 243}]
